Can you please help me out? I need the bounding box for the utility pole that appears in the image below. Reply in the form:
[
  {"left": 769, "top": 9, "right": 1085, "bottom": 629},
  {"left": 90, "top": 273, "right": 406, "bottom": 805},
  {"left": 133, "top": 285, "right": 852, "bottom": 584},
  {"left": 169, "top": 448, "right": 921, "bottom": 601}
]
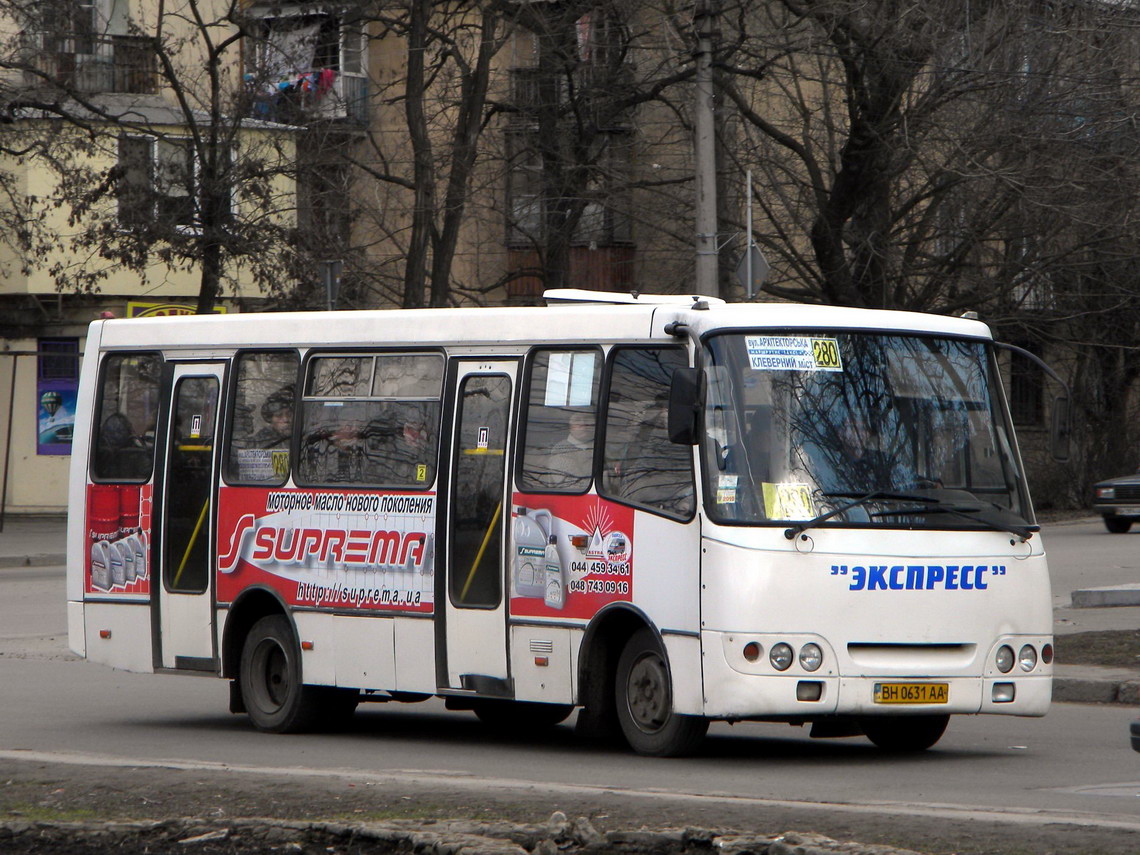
[{"left": 693, "top": 0, "right": 719, "bottom": 298}]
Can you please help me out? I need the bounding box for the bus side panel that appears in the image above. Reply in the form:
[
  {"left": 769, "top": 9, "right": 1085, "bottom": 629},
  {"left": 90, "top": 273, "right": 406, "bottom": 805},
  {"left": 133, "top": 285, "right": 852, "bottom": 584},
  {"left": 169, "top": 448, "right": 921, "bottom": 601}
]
[
  {"left": 82, "top": 601, "right": 153, "bottom": 672},
  {"left": 510, "top": 625, "right": 574, "bottom": 703},
  {"left": 66, "top": 322, "right": 104, "bottom": 656},
  {"left": 333, "top": 615, "right": 396, "bottom": 689},
  {"left": 394, "top": 618, "right": 436, "bottom": 694}
]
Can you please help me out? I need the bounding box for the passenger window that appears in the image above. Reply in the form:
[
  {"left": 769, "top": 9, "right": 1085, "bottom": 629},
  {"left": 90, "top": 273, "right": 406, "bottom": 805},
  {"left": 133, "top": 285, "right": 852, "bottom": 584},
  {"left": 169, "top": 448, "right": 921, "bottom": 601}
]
[
  {"left": 601, "top": 347, "right": 695, "bottom": 518},
  {"left": 298, "top": 352, "right": 444, "bottom": 488},
  {"left": 518, "top": 349, "right": 601, "bottom": 494},
  {"left": 225, "top": 351, "right": 299, "bottom": 486},
  {"left": 92, "top": 353, "right": 162, "bottom": 482}
]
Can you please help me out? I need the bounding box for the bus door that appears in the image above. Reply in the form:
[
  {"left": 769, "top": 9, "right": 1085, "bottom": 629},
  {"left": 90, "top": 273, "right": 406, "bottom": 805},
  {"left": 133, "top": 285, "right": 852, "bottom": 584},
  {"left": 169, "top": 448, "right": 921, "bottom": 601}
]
[
  {"left": 154, "top": 361, "right": 225, "bottom": 671},
  {"left": 441, "top": 360, "right": 518, "bottom": 693}
]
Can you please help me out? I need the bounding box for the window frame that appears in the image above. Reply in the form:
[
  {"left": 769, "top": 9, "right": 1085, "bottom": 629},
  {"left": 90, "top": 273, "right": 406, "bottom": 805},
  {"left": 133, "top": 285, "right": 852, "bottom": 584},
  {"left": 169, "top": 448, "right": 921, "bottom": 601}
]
[
  {"left": 90, "top": 351, "right": 164, "bottom": 484},
  {"left": 515, "top": 345, "right": 603, "bottom": 496},
  {"left": 294, "top": 347, "right": 446, "bottom": 490},
  {"left": 117, "top": 134, "right": 234, "bottom": 233},
  {"left": 222, "top": 349, "right": 301, "bottom": 487},
  {"left": 597, "top": 344, "right": 696, "bottom": 522}
]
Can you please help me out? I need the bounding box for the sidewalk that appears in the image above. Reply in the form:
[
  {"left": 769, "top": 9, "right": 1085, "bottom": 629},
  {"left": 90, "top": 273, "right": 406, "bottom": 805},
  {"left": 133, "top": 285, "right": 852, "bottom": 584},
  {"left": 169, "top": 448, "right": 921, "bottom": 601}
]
[
  {"left": 0, "top": 515, "right": 67, "bottom": 567},
  {"left": 2, "top": 514, "right": 1138, "bottom": 706}
]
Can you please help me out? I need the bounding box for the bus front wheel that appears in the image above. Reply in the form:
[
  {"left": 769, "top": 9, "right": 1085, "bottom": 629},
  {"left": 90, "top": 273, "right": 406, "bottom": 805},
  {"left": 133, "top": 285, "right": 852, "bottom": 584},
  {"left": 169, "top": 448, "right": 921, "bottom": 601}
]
[
  {"left": 860, "top": 714, "right": 949, "bottom": 752},
  {"left": 615, "top": 628, "right": 708, "bottom": 756},
  {"left": 240, "top": 615, "right": 323, "bottom": 733}
]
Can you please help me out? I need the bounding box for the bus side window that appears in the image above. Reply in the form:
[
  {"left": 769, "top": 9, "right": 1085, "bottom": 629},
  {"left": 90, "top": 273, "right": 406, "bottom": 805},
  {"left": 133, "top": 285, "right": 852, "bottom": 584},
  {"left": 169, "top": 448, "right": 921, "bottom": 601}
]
[
  {"left": 518, "top": 349, "right": 600, "bottom": 494},
  {"left": 224, "top": 351, "right": 299, "bottom": 486},
  {"left": 600, "top": 347, "right": 695, "bottom": 518},
  {"left": 92, "top": 353, "right": 162, "bottom": 482},
  {"left": 296, "top": 352, "right": 443, "bottom": 488}
]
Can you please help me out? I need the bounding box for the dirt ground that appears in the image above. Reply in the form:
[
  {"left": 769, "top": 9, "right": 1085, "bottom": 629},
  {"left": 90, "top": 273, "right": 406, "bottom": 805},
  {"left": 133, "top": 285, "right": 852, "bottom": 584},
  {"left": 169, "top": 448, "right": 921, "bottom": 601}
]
[{"left": 3, "top": 749, "right": 1140, "bottom": 855}]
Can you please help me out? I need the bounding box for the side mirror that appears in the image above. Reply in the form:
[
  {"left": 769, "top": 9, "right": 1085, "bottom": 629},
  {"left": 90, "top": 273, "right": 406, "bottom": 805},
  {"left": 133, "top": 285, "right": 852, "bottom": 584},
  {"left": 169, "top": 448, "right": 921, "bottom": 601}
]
[
  {"left": 1051, "top": 394, "right": 1071, "bottom": 463},
  {"left": 668, "top": 367, "right": 704, "bottom": 445}
]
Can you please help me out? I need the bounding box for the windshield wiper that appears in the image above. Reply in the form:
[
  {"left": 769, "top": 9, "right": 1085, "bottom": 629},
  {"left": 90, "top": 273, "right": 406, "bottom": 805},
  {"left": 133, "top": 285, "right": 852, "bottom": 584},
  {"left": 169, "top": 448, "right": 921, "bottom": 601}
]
[
  {"left": 783, "top": 490, "right": 939, "bottom": 540},
  {"left": 871, "top": 503, "right": 1038, "bottom": 541},
  {"left": 783, "top": 489, "right": 1038, "bottom": 542}
]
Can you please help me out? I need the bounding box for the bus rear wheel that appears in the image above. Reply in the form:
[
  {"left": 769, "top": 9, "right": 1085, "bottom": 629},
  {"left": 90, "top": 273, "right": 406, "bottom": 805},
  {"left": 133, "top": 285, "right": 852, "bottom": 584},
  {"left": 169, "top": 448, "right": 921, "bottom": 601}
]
[
  {"left": 860, "top": 714, "right": 949, "bottom": 752},
  {"left": 240, "top": 615, "right": 323, "bottom": 733},
  {"left": 615, "top": 628, "right": 708, "bottom": 756}
]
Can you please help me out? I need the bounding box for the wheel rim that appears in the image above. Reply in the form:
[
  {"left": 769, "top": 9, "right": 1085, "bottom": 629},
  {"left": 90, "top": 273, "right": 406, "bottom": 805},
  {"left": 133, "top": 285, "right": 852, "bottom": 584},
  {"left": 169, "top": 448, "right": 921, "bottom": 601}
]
[
  {"left": 253, "top": 637, "right": 290, "bottom": 712},
  {"left": 625, "top": 651, "right": 670, "bottom": 733}
]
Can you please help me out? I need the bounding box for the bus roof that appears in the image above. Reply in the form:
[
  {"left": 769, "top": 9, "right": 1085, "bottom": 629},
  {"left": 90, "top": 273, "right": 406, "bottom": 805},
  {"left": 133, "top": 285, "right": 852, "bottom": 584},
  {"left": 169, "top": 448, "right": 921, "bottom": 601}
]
[{"left": 92, "top": 293, "right": 993, "bottom": 352}]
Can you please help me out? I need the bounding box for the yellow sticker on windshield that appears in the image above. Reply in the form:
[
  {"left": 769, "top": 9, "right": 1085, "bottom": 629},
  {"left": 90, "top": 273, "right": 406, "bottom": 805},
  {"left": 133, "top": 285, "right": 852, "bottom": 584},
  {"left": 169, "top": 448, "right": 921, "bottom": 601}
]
[{"left": 763, "top": 482, "right": 815, "bottom": 520}]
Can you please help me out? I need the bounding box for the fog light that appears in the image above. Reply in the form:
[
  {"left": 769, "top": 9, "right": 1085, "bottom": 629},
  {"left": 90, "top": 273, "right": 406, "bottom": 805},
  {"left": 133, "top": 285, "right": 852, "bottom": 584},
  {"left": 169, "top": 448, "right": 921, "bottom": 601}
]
[
  {"left": 1041, "top": 643, "right": 1054, "bottom": 665},
  {"left": 995, "top": 645, "right": 1014, "bottom": 673},
  {"left": 796, "top": 680, "right": 823, "bottom": 701},
  {"left": 1019, "top": 644, "right": 1037, "bottom": 672},
  {"left": 799, "top": 643, "right": 823, "bottom": 672},
  {"left": 770, "top": 643, "right": 793, "bottom": 671},
  {"left": 743, "top": 641, "right": 762, "bottom": 663},
  {"left": 992, "top": 682, "right": 1016, "bottom": 703}
]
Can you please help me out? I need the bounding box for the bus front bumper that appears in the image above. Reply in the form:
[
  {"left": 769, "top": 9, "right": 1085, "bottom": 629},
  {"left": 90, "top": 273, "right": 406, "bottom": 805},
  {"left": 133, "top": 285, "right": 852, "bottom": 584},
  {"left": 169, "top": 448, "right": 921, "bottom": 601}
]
[{"left": 699, "top": 630, "right": 1052, "bottom": 720}]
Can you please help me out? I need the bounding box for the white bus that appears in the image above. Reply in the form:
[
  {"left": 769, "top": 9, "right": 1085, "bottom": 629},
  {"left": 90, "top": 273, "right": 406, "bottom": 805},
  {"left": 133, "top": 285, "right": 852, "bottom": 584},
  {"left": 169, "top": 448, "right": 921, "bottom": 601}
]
[{"left": 66, "top": 290, "right": 1059, "bottom": 756}]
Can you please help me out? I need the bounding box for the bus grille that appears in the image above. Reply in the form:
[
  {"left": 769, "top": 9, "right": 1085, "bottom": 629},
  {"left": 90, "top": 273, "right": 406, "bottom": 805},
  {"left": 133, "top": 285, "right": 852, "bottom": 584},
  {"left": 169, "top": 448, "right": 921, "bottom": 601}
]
[{"left": 847, "top": 643, "right": 976, "bottom": 669}]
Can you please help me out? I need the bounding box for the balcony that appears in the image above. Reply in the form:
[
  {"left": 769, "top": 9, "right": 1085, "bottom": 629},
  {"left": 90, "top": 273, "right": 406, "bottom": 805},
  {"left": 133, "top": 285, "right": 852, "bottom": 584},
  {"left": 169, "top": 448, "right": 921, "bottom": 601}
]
[
  {"left": 21, "top": 32, "right": 158, "bottom": 95},
  {"left": 247, "top": 72, "right": 368, "bottom": 126}
]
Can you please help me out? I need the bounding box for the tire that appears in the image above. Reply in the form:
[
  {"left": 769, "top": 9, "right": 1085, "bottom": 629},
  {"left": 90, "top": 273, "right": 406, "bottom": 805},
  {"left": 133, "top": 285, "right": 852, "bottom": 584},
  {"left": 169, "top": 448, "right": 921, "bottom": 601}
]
[
  {"left": 239, "top": 614, "right": 323, "bottom": 733},
  {"left": 1104, "top": 515, "right": 1133, "bottom": 534},
  {"left": 860, "top": 714, "right": 949, "bottom": 752},
  {"left": 472, "top": 699, "right": 574, "bottom": 732},
  {"left": 615, "top": 627, "right": 708, "bottom": 756}
]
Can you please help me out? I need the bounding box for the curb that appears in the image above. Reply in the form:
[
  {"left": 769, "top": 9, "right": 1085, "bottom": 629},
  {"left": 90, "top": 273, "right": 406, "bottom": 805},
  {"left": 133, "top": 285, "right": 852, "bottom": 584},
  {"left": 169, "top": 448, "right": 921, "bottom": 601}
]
[
  {"left": 0, "top": 553, "right": 66, "bottom": 568},
  {"left": 1054, "top": 677, "right": 1140, "bottom": 706},
  {"left": 1072, "top": 585, "right": 1140, "bottom": 608}
]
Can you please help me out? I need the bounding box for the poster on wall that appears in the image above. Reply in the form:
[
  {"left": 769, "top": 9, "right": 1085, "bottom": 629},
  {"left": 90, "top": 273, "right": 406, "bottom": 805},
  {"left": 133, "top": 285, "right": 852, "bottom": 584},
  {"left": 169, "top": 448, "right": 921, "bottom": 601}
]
[
  {"left": 37, "top": 380, "right": 78, "bottom": 455},
  {"left": 126, "top": 301, "right": 228, "bottom": 317}
]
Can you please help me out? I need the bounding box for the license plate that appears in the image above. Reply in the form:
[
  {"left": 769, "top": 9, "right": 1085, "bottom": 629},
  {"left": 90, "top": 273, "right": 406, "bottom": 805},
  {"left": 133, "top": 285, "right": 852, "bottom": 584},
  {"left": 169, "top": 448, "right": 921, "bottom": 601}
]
[{"left": 874, "top": 682, "right": 949, "bottom": 705}]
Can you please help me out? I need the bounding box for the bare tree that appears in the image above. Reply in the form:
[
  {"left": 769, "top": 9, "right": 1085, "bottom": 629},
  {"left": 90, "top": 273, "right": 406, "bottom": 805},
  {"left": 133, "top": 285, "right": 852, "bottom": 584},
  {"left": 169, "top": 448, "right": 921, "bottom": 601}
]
[{"left": 0, "top": 0, "right": 309, "bottom": 314}]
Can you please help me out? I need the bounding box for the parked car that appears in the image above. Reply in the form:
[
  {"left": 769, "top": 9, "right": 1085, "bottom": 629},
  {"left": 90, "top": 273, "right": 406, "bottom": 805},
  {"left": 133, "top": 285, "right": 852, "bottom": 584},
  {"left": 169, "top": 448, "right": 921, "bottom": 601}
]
[{"left": 1092, "top": 468, "right": 1140, "bottom": 533}]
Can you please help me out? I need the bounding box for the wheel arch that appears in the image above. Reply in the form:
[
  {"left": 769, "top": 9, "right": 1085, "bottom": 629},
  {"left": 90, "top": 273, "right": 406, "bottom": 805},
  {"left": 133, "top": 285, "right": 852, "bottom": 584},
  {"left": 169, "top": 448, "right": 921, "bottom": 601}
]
[
  {"left": 577, "top": 603, "right": 663, "bottom": 712},
  {"left": 221, "top": 585, "right": 293, "bottom": 680}
]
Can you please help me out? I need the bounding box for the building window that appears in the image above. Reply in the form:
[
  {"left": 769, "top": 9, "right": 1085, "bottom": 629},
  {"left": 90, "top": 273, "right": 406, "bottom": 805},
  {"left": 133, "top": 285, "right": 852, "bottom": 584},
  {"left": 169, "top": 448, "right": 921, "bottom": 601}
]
[
  {"left": 117, "top": 137, "right": 232, "bottom": 231},
  {"left": 38, "top": 338, "right": 80, "bottom": 381},
  {"left": 1008, "top": 343, "right": 1044, "bottom": 427}
]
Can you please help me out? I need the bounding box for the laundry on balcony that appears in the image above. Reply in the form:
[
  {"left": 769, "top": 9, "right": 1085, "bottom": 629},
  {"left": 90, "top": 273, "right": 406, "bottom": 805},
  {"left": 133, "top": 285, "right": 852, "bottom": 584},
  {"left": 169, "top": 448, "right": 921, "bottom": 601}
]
[{"left": 246, "top": 68, "right": 338, "bottom": 121}]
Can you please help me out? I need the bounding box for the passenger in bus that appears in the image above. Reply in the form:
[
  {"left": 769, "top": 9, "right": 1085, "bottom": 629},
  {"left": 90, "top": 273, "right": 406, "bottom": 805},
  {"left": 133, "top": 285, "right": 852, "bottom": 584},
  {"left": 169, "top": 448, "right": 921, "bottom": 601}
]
[
  {"left": 255, "top": 385, "right": 294, "bottom": 448},
  {"left": 545, "top": 410, "right": 594, "bottom": 490},
  {"left": 389, "top": 411, "right": 434, "bottom": 484},
  {"left": 97, "top": 412, "right": 151, "bottom": 479}
]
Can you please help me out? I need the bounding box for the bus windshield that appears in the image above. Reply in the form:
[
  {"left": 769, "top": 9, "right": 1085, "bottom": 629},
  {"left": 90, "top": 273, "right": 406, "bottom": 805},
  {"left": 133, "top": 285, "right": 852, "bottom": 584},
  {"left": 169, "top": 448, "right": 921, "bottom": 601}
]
[{"left": 701, "top": 331, "right": 1033, "bottom": 531}]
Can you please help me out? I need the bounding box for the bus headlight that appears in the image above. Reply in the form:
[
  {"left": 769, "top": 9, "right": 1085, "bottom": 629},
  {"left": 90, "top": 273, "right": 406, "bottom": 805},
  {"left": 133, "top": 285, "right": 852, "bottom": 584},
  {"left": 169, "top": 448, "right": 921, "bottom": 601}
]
[
  {"left": 995, "top": 645, "right": 1014, "bottom": 673},
  {"left": 769, "top": 643, "right": 793, "bottom": 671},
  {"left": 1019, "top": 644, "right": 1038, "bottom": 671},
  {"left": 799, "top": 643, "right": 823, "bottom": 672}
]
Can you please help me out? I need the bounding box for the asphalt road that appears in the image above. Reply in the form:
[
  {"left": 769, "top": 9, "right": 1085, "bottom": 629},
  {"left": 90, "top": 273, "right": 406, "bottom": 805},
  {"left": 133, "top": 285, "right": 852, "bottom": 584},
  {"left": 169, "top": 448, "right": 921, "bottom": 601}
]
[{"left": 3, "top": 520, "right": 1140, "bottom": 854}]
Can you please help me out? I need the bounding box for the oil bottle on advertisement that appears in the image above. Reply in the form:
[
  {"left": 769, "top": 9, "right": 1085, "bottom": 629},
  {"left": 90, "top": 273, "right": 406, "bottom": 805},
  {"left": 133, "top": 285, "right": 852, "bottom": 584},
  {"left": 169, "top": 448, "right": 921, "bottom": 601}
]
[
  {"left": 543, "top": 534, "right": 565, "bottom": 610},
  {"left": 513, "top": 507, "right": 552, "bottom": 598}
]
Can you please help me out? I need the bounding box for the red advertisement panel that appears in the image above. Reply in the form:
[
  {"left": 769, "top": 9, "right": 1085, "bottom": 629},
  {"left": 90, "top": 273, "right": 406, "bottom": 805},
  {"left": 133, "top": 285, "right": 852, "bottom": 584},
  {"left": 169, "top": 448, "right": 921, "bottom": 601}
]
[
  {"left": 510, "top": 492, "right": 634, "bottom": 620},
  {"left": 85, "top": 483, "right": 152, "bottom": 597},
  {"left": 216, "top": 486, "right": 435, "bottom": 613}
]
